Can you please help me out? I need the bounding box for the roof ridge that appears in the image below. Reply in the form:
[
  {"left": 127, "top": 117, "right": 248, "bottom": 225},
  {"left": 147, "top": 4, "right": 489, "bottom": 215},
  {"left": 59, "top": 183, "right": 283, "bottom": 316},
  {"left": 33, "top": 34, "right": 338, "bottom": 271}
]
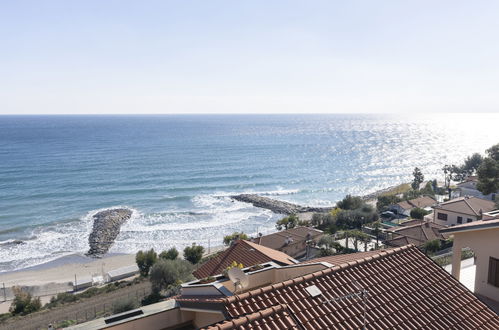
[
  {"left": 463, "top": 198, "right": 479, "bottom": 216},
  {"left": 224, "top": 245, "right": 415, "bottom": 305}
]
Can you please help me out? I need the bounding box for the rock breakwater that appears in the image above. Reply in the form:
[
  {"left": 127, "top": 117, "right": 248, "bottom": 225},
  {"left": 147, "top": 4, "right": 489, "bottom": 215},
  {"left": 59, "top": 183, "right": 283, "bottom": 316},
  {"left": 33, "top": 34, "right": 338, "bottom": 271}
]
[
  {"left": 86, "top": 208, "right": 132, "bottom": 257},
  {"left": 231, "top": 194, "right": 332, "bottom": 214}
]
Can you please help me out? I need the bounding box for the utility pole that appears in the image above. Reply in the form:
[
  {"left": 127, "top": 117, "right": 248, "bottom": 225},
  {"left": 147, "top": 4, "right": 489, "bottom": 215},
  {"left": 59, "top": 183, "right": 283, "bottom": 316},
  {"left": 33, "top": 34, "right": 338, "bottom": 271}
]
[{"left": 74, "top": 274, "right": 77, "bottom": 292}]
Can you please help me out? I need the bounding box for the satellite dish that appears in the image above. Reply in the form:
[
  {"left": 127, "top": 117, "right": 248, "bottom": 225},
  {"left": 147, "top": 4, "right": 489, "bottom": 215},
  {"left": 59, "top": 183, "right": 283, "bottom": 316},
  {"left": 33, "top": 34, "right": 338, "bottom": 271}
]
[{"left": 227, "top": 267, "right": 249, "bottom": 292}]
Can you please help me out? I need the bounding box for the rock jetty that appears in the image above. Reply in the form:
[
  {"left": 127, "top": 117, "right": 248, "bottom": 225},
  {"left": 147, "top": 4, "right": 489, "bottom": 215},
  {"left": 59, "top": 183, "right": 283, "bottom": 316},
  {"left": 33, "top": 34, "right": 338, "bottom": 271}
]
[
  {"left": 86, "top": 208, "right": 132, "bottom": 257},
  {"left": 231, "top": 194, "right": 332, "bottom": 214}
]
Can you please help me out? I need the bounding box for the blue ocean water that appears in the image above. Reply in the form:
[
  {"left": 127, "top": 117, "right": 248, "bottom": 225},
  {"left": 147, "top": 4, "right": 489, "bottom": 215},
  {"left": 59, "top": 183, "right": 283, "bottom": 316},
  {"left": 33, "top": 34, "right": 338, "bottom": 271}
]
[{"left": 0, "top": 114, "right": 498, "bottom": 272}]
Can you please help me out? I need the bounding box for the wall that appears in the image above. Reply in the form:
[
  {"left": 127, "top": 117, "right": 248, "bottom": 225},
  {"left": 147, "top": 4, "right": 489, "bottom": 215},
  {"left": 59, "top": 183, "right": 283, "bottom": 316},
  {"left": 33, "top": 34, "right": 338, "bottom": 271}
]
[
  {"left": 433, "top": 209, "right": 477, "bottom": 226},
  {"left": 453, "top": 227, "right": 499, "bottom": 302},
  {"left": 106, "top": 309, "right": 194, "bottom": 330}
]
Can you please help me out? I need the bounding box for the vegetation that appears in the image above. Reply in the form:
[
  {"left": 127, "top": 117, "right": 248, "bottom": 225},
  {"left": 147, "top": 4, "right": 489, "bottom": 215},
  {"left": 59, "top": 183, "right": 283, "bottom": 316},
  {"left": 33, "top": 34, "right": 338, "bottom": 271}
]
[
  {"left": 112, "top": 297, "right": 139, "bottom": 314},
  {"left": 422, "top": 239, "right": 442, "bottom": 255},
  {"left": 223, "top": 232, "right": 249, "bottom": 246},
  {"left": 275, "top": 214, "right": 299, "bottom": 230},
  {"left": 477, "top": 143, "right": 499, "bottom": 195},
  {"left": 336, "top": 195, "right": 364, "bottom": 210},
  {"left": 9, "top": 287, "right": 41, "bottom": 315},
  {"left": 411, "top": 167, "right": 424, "bottom": 190},
  {"left": 183, "top": 243, "right": 205, "bottom": 264},
  {"left": 56, "top": 319, "right": 77, "bottom": 328},
  {"left": 149, "top": 259, "right": 194, "bottom": 292},
  {"left": 141, "top": 291, "right": 163, "bottom": 306},
  {"left": 433, "top": 249, "right": 475, "bottom": 267},
  {"left": 159, "top": 247, "right": 179, "bottom": 260},
  {"left": 376, "top": 194, "right": 401, "bottom": 212},
  {"left": 136, "top": 249, "right": 158, "bottom": 276},
  {"left": 410, "top": 207, "right": 430, "bottom": 220}
]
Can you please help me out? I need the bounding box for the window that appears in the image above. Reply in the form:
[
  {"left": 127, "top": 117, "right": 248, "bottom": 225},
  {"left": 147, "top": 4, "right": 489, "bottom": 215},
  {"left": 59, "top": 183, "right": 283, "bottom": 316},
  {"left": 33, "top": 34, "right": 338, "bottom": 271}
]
[
  {"left": 437, "top": 213, "right": 448, "bottom": 221},
  {"left": 457, "top": 216, "right": 463, "bottom": 224},
  {"left": 488, "top": 257, "right": 499, "bottom": 287},
  {"left": 467, "top": 218, "right": 473, "bottom": 223}
]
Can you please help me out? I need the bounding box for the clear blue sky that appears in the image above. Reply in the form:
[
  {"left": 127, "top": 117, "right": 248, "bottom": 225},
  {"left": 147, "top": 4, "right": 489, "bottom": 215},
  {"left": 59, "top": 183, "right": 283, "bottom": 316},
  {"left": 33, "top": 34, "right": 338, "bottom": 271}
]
[{"left": 1, "top": 1, "right": 499, "bottom": 114}]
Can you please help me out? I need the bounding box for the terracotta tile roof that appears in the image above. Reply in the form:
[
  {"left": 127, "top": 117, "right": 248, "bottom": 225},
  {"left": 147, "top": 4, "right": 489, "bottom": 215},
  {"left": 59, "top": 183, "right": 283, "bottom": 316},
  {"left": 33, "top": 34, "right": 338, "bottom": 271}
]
[
  {"left": 385, "top": 221, "right": 447, "bottom": 247},
  {"left": 301, "top": 249, "right": 388, "bottom": 265},
  {"left": 255, "top": 226, "right": 323, "bottom": 251},
  {"left": 207, "top": 245, "right": 499, "bottom": 329},
  {"left": 434, "top": 196, "right": 496, "bottom": 216},
  {"left": 193, "top": 240, "right": 296, "bottom": 279},
  {"left": 396, "top": 196, "right": 436, "bottom": 211},
  {"left": 202, "top": 305, "right": 300, "bottom": 330}
]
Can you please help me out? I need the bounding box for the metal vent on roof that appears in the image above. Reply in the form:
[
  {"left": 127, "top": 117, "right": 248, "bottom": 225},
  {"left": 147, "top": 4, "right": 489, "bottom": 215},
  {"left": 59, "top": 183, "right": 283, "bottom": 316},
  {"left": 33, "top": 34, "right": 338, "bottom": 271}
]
[{"left": 305, "top": 285, "right": 322, "bottom": 298}]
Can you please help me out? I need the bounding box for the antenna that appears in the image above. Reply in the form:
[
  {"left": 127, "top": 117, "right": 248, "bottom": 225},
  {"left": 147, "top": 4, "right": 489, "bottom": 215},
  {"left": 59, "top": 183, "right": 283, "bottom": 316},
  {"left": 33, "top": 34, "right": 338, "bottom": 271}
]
[{"left": 227, "top": 268, "right": 249, "bottom": 293}]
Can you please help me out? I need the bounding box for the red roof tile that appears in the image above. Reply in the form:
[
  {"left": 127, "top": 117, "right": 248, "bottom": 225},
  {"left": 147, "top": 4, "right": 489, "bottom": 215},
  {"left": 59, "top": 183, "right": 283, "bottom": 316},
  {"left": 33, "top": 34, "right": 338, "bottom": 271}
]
[
  {"left": 206, "top": 245, "right": 499, "bottom": 329},
  {"left": 193, "top": 240, "right": 296, "bottom": 279}
]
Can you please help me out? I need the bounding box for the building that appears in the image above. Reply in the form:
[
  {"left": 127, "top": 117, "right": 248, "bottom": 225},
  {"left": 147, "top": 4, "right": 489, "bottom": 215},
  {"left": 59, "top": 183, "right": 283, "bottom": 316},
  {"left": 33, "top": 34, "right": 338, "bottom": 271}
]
[
  {"left": 73, "top": 245, "right": 499, "bottom": 329},
  {"left": 433, "top": 196, "right": 496, "bottom": 226},
  {"left": 192, "top": 240, "right": 297, "bottom": 279},
  {"left": 253, "top": 226, "right": 323, "bottom": 258},
  {"left": 452, "top": 176, "right": 497, "bottom": 201},
  {"left": 441, "top": 213, "right": 499, "bottom": 305},
  {"left": 384, "top": 221, "right": 448, "bottom": 247},
  {"left": 389, "top": 196, "right": 437, "bottom": 216}
]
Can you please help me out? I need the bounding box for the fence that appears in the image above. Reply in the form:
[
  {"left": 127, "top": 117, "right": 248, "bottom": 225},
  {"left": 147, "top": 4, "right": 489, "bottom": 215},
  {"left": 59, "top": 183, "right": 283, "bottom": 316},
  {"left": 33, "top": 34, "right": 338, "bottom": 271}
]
[{"left": 0, "top": 282, "right": 151, "bottom": 330}]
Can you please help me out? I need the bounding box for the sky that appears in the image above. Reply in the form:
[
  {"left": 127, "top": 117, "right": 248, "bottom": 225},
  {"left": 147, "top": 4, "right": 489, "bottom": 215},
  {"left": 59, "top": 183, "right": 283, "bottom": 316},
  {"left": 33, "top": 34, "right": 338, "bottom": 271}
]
[{"left": 1, "top": 1, "right": 499, "bottom": 114}]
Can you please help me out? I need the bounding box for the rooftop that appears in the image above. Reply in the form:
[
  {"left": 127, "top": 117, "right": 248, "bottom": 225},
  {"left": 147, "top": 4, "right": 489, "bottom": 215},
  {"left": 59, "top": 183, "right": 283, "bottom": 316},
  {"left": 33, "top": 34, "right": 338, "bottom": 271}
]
[
  {"left": 203, "top": 245, "right": 499, "bottom": 329},
  {"left": 434, "top": 196, "right": 496, "bottom": 217},
  {"left": 385, "top": 221, "right": 447, "bottom": 247},
  {"left": 254, "top": 226, "right": 323, "bottom": 251},
  {"left": 193, "top": 240, "right": 296, "bottom": 279},
  {"left": 396, "top": 196, "right": 437, "bottom": 210}
]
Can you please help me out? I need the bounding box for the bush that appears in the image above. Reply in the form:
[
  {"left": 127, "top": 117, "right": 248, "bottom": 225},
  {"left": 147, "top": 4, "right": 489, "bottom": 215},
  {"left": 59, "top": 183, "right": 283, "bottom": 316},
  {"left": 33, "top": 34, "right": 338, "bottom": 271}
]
[
  {"left": 223, "top": 232, "right": 249, "bottom": 246},
  {"left": 9, "top": 287, "right": 41, "bottom": 315},
  {"left": 56, "top": 319, "right": 77, "bottom": 328},
  {"left": 183, "top": 244, "right": 205, "bottom": 264},
  {"left": 275, "top": 214, "right": 299, "bottom": 230},
  {"left": 337, "top": 195, "right": 364, "bottom": 210},
  {"left": 423, "top": 239, "right": 442, "bottom": 255},
  {"left": 410, "top": 207, "right": 431, "bottom": 220},
  {"left": 150, "top": 259, "right": 194, "bottom": 292},
  {"left": 112, "top": 297, "right": 138, "bottom": 314},
  {"left": 141, "top": 291, "right": 163, "bottom": 306},
  {"left": 376, "top": 195, "right": 401, "bottom": 212},
  {"left": 159, "top": 248, "right": 179, "bottom": 260},
  {"left": 136, "top": 249, "right": 157, "bottom": 276}
]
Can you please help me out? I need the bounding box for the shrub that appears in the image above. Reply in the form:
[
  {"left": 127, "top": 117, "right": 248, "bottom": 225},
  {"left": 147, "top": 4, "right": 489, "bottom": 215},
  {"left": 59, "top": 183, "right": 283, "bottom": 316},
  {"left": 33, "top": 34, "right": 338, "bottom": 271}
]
[
  {"left": 56, "top": 319, "right": 77, "bottom": 328},
  {"left": 112, "top": 297, "right": 138, "bottom": 314},
  {"left": 223, "top": 232, "right": 249, "bottom": 246},
  {"left": 141, "top": 291, "right": 163, "bottom": 306},
  {"left": 183, "top": 244, "right": 205, "bottom": 264},
  {"left": 410, "top": 207, "right": 431, "bottom": 220},
  {"left": 150, "top": 259, "right": 194, "bottom": 292},
  {"left": 423, "top": 239, "right": 442, "bottom": 255},
  {"left": 9, "top": 287, "right": 41, "bottom": 315},
  {"left": 336, "top": 195, "right": 364, "bottom": 210},
  {"left": 275, "top": 214, "right": 299, "bottom": 230},
  {"left": 159, "top": 247, "right": 179, "bottom": 260},
  {"left": 136, "top": 249, "right": 157, "bottom": 276}
]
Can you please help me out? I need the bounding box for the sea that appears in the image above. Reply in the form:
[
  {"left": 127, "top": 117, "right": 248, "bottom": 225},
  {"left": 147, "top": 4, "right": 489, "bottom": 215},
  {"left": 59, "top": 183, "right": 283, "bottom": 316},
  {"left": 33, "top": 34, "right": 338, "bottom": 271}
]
[{"left": 1, "top": 113, "right": 498, "bottom": 272}]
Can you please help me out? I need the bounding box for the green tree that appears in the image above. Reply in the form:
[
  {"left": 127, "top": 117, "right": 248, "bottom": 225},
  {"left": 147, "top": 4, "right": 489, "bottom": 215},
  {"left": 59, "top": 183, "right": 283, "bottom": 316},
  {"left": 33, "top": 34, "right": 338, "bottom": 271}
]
[
  {"left": 136, "top": 249, "right": 157, "bottom": 277},
  {"left": 183, "top": 244, "right": 205, "bottom": 264},
  {"left": 336, "top": 195, "right": 364, "bottom": 210},
  {"left": 462, "top": 153, "right": 484, "bottom": 175},
  {"left": 376, "top": 195, "right": 401, "bottom": 212},
  {"left": 411, "top": 167, "right": 424, "bottom": 190},
  {"left": 477, "top": 145, "right": 499, "bottom": 195},
  {"left": 223, "top": 232, "right": 249, "bottom": 246},
  {"left": 371, "top": 221, "right": 382, "bottom": 249},
  {"left": 149, "top": 259, "right": 194, "bottom": 292},
  {"left": 423, "top": 239, "right": 442, "bottom": 255},
  {"left": 9, "top": 287, "right": 41, "bottom": 315},
  {"left": 275, "top": 214, "right": 299, "bottom": 230},
  {"left": 410, "top": 207, "right": 430, "bottom": 220},
  {"left": 159, "top": 247, "right": 179, "bottom": 260}
]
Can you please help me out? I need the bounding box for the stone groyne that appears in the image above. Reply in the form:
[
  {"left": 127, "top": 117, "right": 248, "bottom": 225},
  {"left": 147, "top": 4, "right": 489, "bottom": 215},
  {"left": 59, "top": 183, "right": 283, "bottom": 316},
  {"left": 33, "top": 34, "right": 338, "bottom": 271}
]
[
  {"left": 86, "top": 208, "right": 133, "bottom": 257},
  {"left": 231, "top": 194, "right": 333, "bottom": 215}
]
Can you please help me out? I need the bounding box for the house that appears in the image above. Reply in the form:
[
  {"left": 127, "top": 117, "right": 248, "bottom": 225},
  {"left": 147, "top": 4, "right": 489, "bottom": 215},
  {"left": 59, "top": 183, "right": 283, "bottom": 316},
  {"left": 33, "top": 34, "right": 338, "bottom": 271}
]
[
  {"left": 384, "top": 221, "right": 448, "bottom": 247},
  {"left": 253, "top": 226, "right": 323, "bottom": 258},
  {"left": 452, "top": 176, "right": 497, "bottom": 201},
  {"left": 432, "top": 196, "right": 496, "bottom": 226},
  {"left": 72, "top": 245, "right": 499, "bottom": 329},
  {"left": 441, "top": 211, "right": 499, "bottom": 305},
  {"left": 192, "top": 240, "right": 296, "bottom": 279},
  {"left": 389, "top": 196, "right": 437, "bottom": 216}
]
